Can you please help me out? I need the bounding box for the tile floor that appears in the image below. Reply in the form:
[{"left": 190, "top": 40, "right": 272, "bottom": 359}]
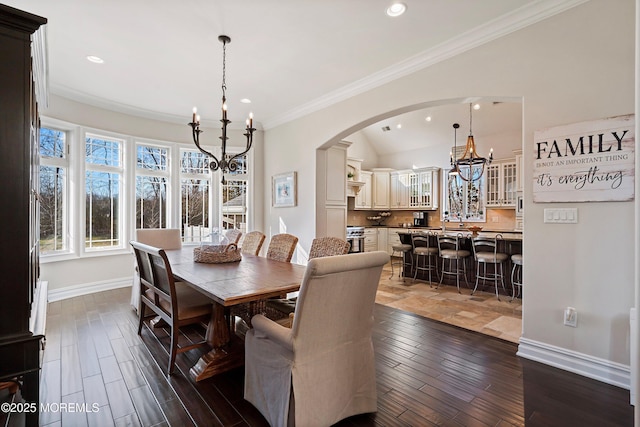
[{"left": 376, "top": 263, "right": 523, "bottom": 343}]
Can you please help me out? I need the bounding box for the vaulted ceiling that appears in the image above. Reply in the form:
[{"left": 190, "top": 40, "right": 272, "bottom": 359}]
[{"left": 6, "top": 0, "right": 584, "bottom": 151}]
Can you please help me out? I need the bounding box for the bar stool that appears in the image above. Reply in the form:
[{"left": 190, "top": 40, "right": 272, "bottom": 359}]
[
  {"left": 412, "top": 233, "right": 439, "bottom": 285},
  {"left": 390, "top": 241, "right": 413, "bottom": 282},
  {"left": 471, "top": 235, "right": 509, "bottom": 300},
  {"left": 510, "top": 253, "right": 523, "bottom": 301},
  {"left": 437, "top": 234, "right": 471, "bottom": 293}
]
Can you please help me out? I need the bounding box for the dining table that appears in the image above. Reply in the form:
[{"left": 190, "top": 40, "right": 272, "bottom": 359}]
[{"left": 165, "top": 247, "right": 307, "bottom": 381}]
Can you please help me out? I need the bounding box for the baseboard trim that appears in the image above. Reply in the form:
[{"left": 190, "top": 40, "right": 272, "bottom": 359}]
[
  {"left": 48, "top": 277, "right": 132, "bottom": 302},
  {"left": 517, "top": 337, "right": 630, "bottom": 390}
]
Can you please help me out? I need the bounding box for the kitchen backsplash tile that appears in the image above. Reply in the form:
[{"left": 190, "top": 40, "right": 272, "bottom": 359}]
[{"left": 348, "top": 207, "right": 517, "bottom": 231}]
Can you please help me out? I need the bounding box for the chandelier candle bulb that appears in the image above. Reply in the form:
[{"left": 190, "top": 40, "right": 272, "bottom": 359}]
[{"left": 192, "top": 107, "right": 197, "bottom": 123}]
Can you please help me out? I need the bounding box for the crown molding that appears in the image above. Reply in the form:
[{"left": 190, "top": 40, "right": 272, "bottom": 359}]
[
  {"left": 50, "top": 84, "right": 263, "bottom": 131},
  {"left": 261, "top": 0, "right": 589, "bottom": 130}
]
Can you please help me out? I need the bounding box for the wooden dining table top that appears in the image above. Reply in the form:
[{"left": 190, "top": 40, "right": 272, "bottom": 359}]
[{"left": 165, "top": 247, "right": 306, "bottom": 307}]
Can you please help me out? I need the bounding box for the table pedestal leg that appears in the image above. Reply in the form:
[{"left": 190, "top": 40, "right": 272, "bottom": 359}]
[{"left": 190, "top": 302, "right": 244, "bottom": 381}]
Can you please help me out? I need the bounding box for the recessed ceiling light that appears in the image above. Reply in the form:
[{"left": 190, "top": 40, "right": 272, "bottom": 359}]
[
  {"left": 396, "top": 124, "right": 402, "bottom": 129},
  {"left": 86, "top": 55, "right": 104, "bottom": 64},
  {"left": 240, "top": 98, "right": 252, "bottom": 104},
  {"left": 473, "top": 103, "right": 480, "bottom": 110},
  {"left": 425, "top": 116, "right": 432, "bottom": 122},
  {"left": 386, "top": 2, "right": 407, "bottom": 17}
]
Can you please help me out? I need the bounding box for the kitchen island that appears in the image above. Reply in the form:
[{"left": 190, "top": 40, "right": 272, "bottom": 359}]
[{"left": 396, "top": 229, "right": 522, "bottom": 294}]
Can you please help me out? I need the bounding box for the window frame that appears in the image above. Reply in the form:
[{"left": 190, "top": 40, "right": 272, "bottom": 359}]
[
  {"left": 38, "top": 119, "right": 73, "bottom": 258},
  {"left": 179, "top": 148, "right": 213, "bottom": 244},
  {"left": 82, "top": 129, "right": 128, "bottom": 255},
  {"left": 38, "top": 117, "right": 256, "bottom": 261},
  {"left": 134, "top": 140, "right": 172, "bottom": 230}
]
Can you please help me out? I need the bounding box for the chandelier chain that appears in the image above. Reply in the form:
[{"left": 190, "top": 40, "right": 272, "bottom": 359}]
[{"left": 221, "top": 38, "right": 227, "bottom": 98}]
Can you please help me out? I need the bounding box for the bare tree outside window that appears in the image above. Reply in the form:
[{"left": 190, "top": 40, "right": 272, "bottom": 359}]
[
  {"left": 181, "top": 150, "right": 210, "bottom": 242},
  {"left": 85, "top": 135, "right": 122, "bottom": 249},
  {"left": 40, "top": 127, "right": 67, "bottom": 252},
  {"left": 136, "top": 145, "right": 168, "bottom": 229}
]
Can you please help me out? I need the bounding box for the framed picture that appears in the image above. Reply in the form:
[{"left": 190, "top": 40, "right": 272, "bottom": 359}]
[{"left": 272, "top": 171, "right": 297, "bottom": 207}]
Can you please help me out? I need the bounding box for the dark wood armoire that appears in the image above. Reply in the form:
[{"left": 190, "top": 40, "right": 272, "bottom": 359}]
[{"left": 0, "top": 5, "right": 47, "bottom": 427}]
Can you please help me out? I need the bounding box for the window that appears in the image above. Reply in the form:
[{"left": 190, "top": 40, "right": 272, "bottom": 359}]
[
  {"left": 221, "top": 153, "right": 248, "bottom": 233},
  {"left": 136, "top": 144, "right": 169, "bottom": 229},
  {"left": 180, "top": 150, "right": 210, "bottom": 243},
  {"left": 443, "top": 169, "right": 486, "bottom": 222},
  {"left": 40, "top": 127, "right": 68, "bottom": 253},
  {"left": 85, "top": 134, "right": 124, "bottom": 249}
]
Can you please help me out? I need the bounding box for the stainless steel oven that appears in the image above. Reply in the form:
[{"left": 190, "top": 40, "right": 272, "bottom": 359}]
[
  {"left": 516, "top": 193, "right": 524, "bottom": 217},
  {"left": 346, "top": 226, "right": 365, "bottom": 253}
]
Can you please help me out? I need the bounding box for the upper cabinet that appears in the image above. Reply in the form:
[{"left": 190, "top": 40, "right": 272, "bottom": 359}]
[
  {"left": 390, "top": 170, "right": 411, "bottom": 209},
  {"left": 372, "top": 168, "right": 392, "bottom": 209},
  {"left": 409, "top": 167, "right": 439, "bottom": 210},
  {"left": 354, "top": 170, "right": 372, "bottom": 210},
  {"left": 353, "top": 167, "right": 440, "bottom": 211},
  {"left": 486, "top": 159, "right": 517, "bottom": 207}
]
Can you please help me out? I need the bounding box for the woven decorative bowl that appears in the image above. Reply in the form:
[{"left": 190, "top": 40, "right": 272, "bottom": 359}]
[
  {"left": 467, "top": 226, "right": 483, "bottom": 237},
  {"left": 193, "top": 243, "right": 241, "bottom": 264}
]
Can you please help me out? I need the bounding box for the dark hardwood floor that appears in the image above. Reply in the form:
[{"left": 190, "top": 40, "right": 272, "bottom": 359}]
[{"left": 29, "top": 287, "right": 632, "bottom": 426}]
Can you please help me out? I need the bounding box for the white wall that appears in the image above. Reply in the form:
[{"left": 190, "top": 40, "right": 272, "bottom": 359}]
[
  {"left": 41, "top": 95, "right": 264, "bottom": 292},
  {"left": 262, "top": 0, "right": 635, "bottom": 375},
  {"left": 344, "top": 132, "right": 379, "bottom": 169}
]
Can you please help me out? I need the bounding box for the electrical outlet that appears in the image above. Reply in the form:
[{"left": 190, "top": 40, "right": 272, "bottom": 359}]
[{"left": 564, "top": 307, "right": 577, "bottom": 327}]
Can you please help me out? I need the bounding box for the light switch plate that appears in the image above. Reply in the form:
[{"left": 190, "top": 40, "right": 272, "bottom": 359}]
[{"left": 544, "top": 208, "right": 578, "bottom": 224}]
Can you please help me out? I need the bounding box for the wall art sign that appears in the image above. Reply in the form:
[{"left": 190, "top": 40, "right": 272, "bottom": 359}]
[{"left": 533, "top": 114, "right": 634, "bottom": 202}]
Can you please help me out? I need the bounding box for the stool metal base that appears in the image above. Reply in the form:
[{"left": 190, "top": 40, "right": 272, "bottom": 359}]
[
  {"left": 510, "top": 262, "right": 523, "bottom": 301},
  {"left": 390, "top": 249, "right": 412, "bottom": 283},
  {"left": 472, "top": 262, "right": 506, "bottom": 301},
  {"left": 439, "top": 257, "right": 469, "bottom": 293}
]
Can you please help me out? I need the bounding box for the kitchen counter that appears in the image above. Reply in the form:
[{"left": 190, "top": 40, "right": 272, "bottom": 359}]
[{"left": 397, "top": 228, "right": 522, "bottom": 241}]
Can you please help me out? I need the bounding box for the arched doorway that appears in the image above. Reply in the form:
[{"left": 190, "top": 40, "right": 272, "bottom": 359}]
[{"left": 315, "top": 96, "right": 524, "bottom": 342}]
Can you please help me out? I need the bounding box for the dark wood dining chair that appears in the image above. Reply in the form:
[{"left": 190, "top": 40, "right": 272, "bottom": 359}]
[{"left": 130, "top": 241, "right": 213, "bottom": 374}]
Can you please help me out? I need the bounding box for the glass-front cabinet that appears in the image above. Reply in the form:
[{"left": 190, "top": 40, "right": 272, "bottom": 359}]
[
  {"left": 486, "top": 159, "right": 517, "bottom": 207},
  {"left": 409, "top": 167, "right": 439, "bottom": 210}
]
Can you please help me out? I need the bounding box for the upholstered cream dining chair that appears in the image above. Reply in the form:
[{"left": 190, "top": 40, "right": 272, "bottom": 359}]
[
  {"left": 130, "top": 228, "right": 182, "bottom": 312},
  {"left": 264, "top": 236, "right": 351, "bottom": 321},
  {"left": 244, "top": 251, "right": 390, "bottom": 427}
]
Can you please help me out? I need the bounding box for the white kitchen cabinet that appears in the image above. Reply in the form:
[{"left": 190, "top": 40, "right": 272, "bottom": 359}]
[
  {"left": 515, "top": 150, "right": 524, "bottom": 192},
  {"left": 387, "top": 228, "right": 404, "bottom": 255},
  {"left": 372, "top": 169, "right": 392, "bottom": 209},
  {"left": 354, "top": 170, "right": 372, "bottom": 210},
  {"left": 390, "top": 170, "right": 411, "bottom": 209},
  {"left": 364, "top": 227, "right": 377, "bottom": 252},
  {"left": 409, "top": 167, "right": 440, "bottom": 210},
  {"left": 486, "top": 159, "right": 517, "bottom": 207},
  {"left": 377, "top": 228, "right": 388, "bottom": 253}
]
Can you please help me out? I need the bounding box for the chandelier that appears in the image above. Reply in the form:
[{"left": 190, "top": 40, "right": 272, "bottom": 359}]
[
  {"left": 448, "top": 103, "right": 493, "bottom": 182},
  {"left": 189, "top": 35, "right": 255, "bottom": 184}
]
